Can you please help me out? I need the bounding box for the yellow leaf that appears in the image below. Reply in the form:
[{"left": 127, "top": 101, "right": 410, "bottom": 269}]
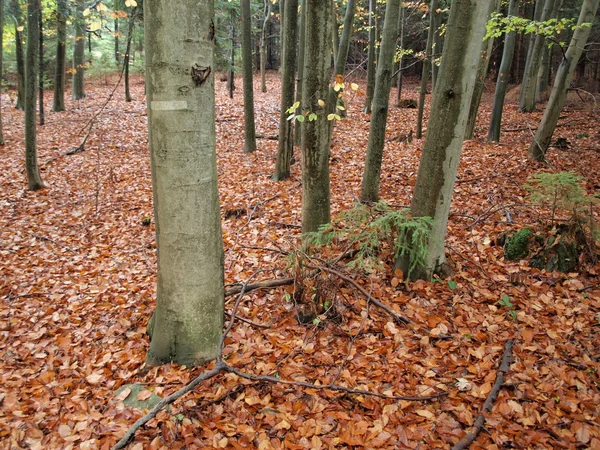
[
  {"left": 89, "top": 22, "right": 101, "bottom": 31},
  {"left": 317, "top": 99, "right": 325, "bottom": 107},
  {"left": 125, "top": 0, "right": 138, "bottom": 7},
  {"left": 351, "top": 83, "right": 359, "bottom": 91},
  {"left": 97, "top": 2, "right": 108, "bottom": 11},
  {"left": 17, "top": 26, "right": 24, "bottom": 32},
  {"left": 415, "top": 409, "right": 435, "bottom": 419},
  {"left": 83, "top": 8, "right": 91, "bottom": 16}
]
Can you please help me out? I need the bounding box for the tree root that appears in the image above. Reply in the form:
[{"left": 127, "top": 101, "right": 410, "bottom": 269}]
[{"left": 451, "top": 339, "right": 515, "bottom": 450}]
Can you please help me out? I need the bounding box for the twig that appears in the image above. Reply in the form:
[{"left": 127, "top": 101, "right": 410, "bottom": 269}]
[
  {"left": 233, "top": 314, "right": 271, "bottom": 329},
  {"left": 305, "top": 264, "right": 415, "bottom": 326},
  {"left": 451, "top": 339, "right": 514, "bottom": 450},
  {"left": 224, "top": 278, "right": 294, "bottom": 297}
]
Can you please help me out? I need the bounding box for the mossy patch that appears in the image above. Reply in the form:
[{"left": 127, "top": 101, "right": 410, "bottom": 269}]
[
  {"left": 504, "top": 228, "right": 533, "bottom": 261},
  {"left": 114, "top": 384, "right": 163, "bottom": 411}
]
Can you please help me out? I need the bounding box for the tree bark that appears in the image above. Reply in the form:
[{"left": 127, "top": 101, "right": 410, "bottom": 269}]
[
  {"left": 25, "top": 0, "right": 43, "bottom": 190},
  {"left": 465, "top": 0, "right": 501, "bottom": 140},
  {"left": 360, "top": 0, "right": 401, "bottom": 202},
  {"left": 72, "top": 0, "right": 87, "bottom": 100},
  {"left": 294, "top": 0, "right": 307, "bottom": 146},
  {"left": 273, "top": 0, "right": 298, "bottom": 181},
  {"left": 398, "top": 0, "right": 494, "bottom": 279},
  {"left": 114, "top": 0, "right": 121, "bottom": 65},
  {"left": 38, "top": 4, "right": 44, "bottom": 126},
  {"left": 528, "top": 0, "right": 599, "bottom": 161},
  {"left": 488, "top": 0, "right": 520, "bottom": 142},
  {"left": 241, "top": 0, "right": 257, "bottom": 153},
  {"left": 363, "top": 0, "right": 376, "bottom": 113},
  {"left": 536, "top": 0, "right": 562, "bottom": 99},
  {"left": 144, "top": 0, "right": 224, "bottom": 367},
  {"left": 331, "top": 0, "right": 339, "bottom": 67},
  {"left": 124, "top": 7, "right": 137, "bottom": 102},
  {"left": 396, "top": 6, "right": 405, "bottom": 106},
  {"left": 301, "top": 0, "right": 332, "bottom": 233},
  {"left": 53, "top": 0, "right": 67, "bottom": 111},
  {"left": 260, "top": 0, "right": 271, "bottom": 93},
  {"left": 228, "top": 9, "right": 236, "bottom": 99},
  {"left": 519, "top": 0, "right": 554, "bottom": 112},
  {"left": 11, "top": 0, "right": 25, "bottom": 110},
  {"left": 431, "top": 6, "right": 442, "bottom": 90},
  {"left": 416, "top": 0, "right": 437, "bottom": 139}
]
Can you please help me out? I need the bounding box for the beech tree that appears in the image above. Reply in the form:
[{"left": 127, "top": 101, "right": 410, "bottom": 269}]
[
  {"left": 416, "top": 0, "right": 437, "bottom": 139},
  {"left": 241, "top": 0, "right": 257, "bottom": 153},
  {"left": 363, "top": 0, "right": 376, "bottom": 113},
  {"left": 0, "top": 0, "right": 5, "bottom": 145},
  {"left": 25, "top": 0, "right": 43, "bottom": 190},
  {"left": 294, "top": 0, "right": 306, "bottom": 146},
  {"left": 360, "top": 0, "right": 401, "bottom": 202},
  {"left": 53, "top": 0, "right": 67, "bottom": 111},
  {"left": 73, "top": 0, "right": 87, "bottom": 100},
  {"left": 488, "top": 0, "right": 519, "bottom": 142},
  {"left": 145, "top": 0, "right": 225, "bottom": 366},
  {"left": 301, "top": 0, "right": 332, "bottom": 233},
  {"left": 398, "top": 0, "right": 494, "bottom": 279},
  {"left": 260, "top": 0, "right": 271, "bottom": 93},
  {"left": 273, "top": 0, "right": 298, "bottom": 181},
  {"left": 528, "top": 0, "right": 599, "bottom": 161},
  {"left": 10, "top": 0, "right": 25, "bottom": 110}
]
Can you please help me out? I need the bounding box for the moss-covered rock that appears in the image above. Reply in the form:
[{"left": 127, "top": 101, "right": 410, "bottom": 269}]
[
  {"left": 114, "top": 384, "right": 163, "bottom": 411},
  {"left": 504, "top": 228, "right": 533, "bottom": 261},
  {"left": 530, "top": 240, "right": 578, "bottom": 273}
]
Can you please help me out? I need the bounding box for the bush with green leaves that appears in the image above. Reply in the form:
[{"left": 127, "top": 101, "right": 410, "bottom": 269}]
[{"left": 303, "top": 201, "right": 432, "bottom": 279}]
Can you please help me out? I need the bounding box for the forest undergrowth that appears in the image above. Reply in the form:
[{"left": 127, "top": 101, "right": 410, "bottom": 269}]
[{"left": 1, "top": 73, "right": 599, "bottom": 449}]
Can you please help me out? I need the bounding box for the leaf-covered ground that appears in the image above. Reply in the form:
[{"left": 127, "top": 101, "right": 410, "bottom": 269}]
[{"left": 1, "top": 74, "right": 599, "bottom": 449}]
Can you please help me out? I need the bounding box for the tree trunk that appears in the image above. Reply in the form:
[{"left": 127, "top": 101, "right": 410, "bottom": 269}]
[
  {"left": 0, "top": 0, "right": 5, "bottom": 145},
  {"left": 228, "top": 9, "right": 236, "bottom": 99},
  {"left": 431, "top": 6, "right": 442, "bottom": 90},
  {"left": 273, "top": 0, "right": 298, "bottom": 181},
  {"left": 25, "top": 0, "right": 43, "bottom": 190},
  {"left": 294, "top": 0, "right": 307, "bottom": 146},
  {"left": 536, "top": 0, "right": 562, "bottom": 99},
  {"left": 241, "top": 0, "right": 257, "bottom": 153},
  {"left": 396, "top": 6, "right": 405, "bottom": 106},
  {"left": 416, "top": 0, "right": 437, "bottom": 139},
  {"left": 114, "top": 0, "right": 121, "bottom": 65},
  {"left": 465, "top": 0, "right": 501, "bottom": 140},
  {"left": 124, "top": 7, "right": 137, "bottom": 102},
  {"left": 398, "top": 0, "right": 494, "bottom": 279},
  {"left": 53, "top": 0, "right": 67, "bottom": 112},
  {"left": 331, "top": 0, "right": 339, "bottom": 67},
  {"left": 12, "top": 0, "right": 25, "bottom": 110},
  {"left": 360, "top": 0, "right": 401, "bottom": 203},
  {"left": 519, "top": 0, "right": 554, "bottom": 112},
  {"left": 260, "top": 0, "right": 271, "bottom": 93},
  {"left": 328, "top": 0, "right": 357, "bottom": 118},
  {"left": 301, "top": 0, "right": 332, "bottom": 233},
  {"left": 528, "top": 0, "right": 599, "bottom": 161},
  {"left": 488, "top": 0, "right": 519, "bottom": 142},
  {"left": 72, "top": 0, "right": 87, "bottom": 100},
  {"left": 38, "top": 2, "right": 44, "bottom": 126},
  {"left": 144, "top": 0, "right": 224, "bottom": 367},
  {"left": 279, "top": 0, "right": 285, "bottom": 69},
  {"left": 363, "top": 0, "right": 376, "bottom": 113}
]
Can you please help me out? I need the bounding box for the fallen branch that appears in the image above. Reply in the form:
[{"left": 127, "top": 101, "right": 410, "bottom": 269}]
[
  {"left": 306, "top": 264, "right": 415, "bottom": 326},
  {"left": 225, "top": 278, "right": 294, "bottom": 297},
  {"left": 451, "top": 339, "right": 514, "bottom": 450}
]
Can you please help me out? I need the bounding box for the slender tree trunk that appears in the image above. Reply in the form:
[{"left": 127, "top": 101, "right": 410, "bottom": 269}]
[
  {"left": 520, "top": 0, "right": 542, "bottom": 97},
  {"left": 0, "top": 0, "right": 5, "bottom": 145},
  {"left": 145, "top": 0, "right": 224, "bottom": 367},
  {"left": 260, "top": 0, "right": 271, "bottom": 93},
  {"left": 416, "top": 0, "right": 437, "bottom": 139},
  {"left": 273, "top": 0, "right": 298, "bottom": 181},
  {"left": 279, "top": 0, "right": 285, "bottom": 68},
  {"left": 114, "top": 0, "right": 121, "bottom": 65},
  {"left": 398, "top": 0, "right": 494, "bottom": 279},
  {"left": 465, "top": 0, "right": 501, "bottom": 139},
  {"left": 241, "top": 0, "right": 257, "bottom": 153},
  {"left": 25, "top": 0, "right": 43, "bottom": 190},
  {"left": 73, "top": 0, "right": 87, "bottom": 100},
  {"left": 294, "top": 0, "right": 306, "bottom": 146},
  {"left": 528, "top": 0, "right": 599, "bottom": 161},
  {"left": 360, "top": 0, "right": 401, "bottom": 202},
  {"left": 536, "top": 0, "right": 562, "bottom": 99},
  {"left": 228, "top": 10, "right": 236, "bottom": 99},
  {"left": 12, "top": 0, "right": 25, "bottom": 111},
  {"left": 301, "top": 0, "right": 332, "bottom": 233},
  {"left": 124, "top": 7, "right": 137, "bottom": 102},
  {"left": 396, "top": 6, "right": 405, "bottom": 106},
  {"left": 53, "top": 0, "right": 67, "bottom": 111},
  {"left": 363, "top": 0, "right": 376, "bottom": 113},
  {"left": 431, "top": 6, "right": 442, "bottom": 89},
  {"left": 331, "top": 0, "right": 339, "bottom": 67},
  {"left": 519, "top": 0, "right": 554, "bottom": 112},
  {"left": 38, "top": 3, "right": 44, "bottom": 126},
  {"left": 328, "top": 0, "right": 357, "bottom": 118},
  {"left": 488, "top": 0, "right": 519, "bottom": 142}
]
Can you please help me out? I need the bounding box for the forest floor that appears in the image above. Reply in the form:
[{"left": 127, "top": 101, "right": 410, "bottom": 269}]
[{"left": 1, "top": 73, "right": 599, "bottom": 449}]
